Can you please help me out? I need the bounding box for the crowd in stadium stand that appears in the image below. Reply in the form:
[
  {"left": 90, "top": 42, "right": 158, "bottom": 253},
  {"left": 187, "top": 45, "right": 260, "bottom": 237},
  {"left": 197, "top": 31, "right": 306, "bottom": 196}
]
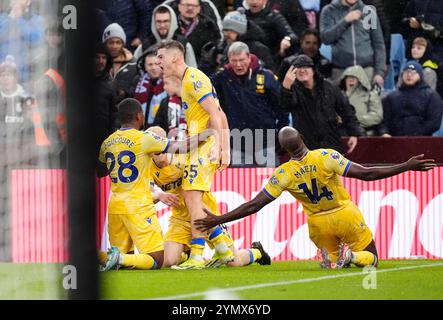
[{"left": 1, "top": 0, "right": 443, "bottom": 169}]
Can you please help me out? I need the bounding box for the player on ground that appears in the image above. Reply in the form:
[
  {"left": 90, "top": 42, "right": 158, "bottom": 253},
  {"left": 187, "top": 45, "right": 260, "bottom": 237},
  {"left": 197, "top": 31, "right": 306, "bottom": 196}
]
[
  {"left": 195, "top": 127, "right": 436, "bottom": 269},
  {"left": 157, "top": 40, "right": 233, "bottom": 269},
  {"left": 97, "top": 98, "right": 213, "bottom": 271},
  {"left": 148, "top": 126, "right": 271, "bottom": 268}
]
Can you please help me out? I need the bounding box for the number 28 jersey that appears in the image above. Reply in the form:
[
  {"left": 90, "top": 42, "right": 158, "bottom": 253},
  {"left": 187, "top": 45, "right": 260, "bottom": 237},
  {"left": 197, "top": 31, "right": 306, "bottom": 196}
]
[
  {"left": 263, "top": 149, "right": 353, "bottom": 216},
  {"left": 99, "top": 128, "right": 170, "bottom": 216}
]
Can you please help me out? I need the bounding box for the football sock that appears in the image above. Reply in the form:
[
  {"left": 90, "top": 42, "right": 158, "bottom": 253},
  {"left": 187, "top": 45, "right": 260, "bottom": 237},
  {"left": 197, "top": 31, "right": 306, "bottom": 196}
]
[
  {"left": 119, "top": 254, "right": 157, "bottom": 270},
  {"left": 98, "top": 251, "right": 107, "bottom": 264},
  {"left": 180, "top": 252, "right": 188, "bottom": 264},
  {"left": 207, "top": 226, "right": 229, "bottom": 254},
  {"left": 189, "top": 238, "right": 206, "bottom": 261},
  {"left": 351, "top": 251, "right": 378, "bottom": 267},
  {"left": 247, "top": 248, "right": 262, "bottom": 265}
]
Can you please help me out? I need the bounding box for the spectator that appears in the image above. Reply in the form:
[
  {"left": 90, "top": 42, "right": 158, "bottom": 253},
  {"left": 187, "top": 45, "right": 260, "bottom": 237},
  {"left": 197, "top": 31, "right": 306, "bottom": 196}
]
[
  {"left": 339, "top": 65, "right": 383, "bottom": 136},
  {"left": 96, "top": 0, "right": 153, "bottom": 51},
  {"left": 243, "top": 0, "right": 298, "bottom": 63},
  {"left": 200, "top": 8, "right": 275, "bottom": 75},
  {"left": 362, "top": 0, "right": 391, "bottom": 70},
  {"left": 398, "top": 37, "right": 439, "bottom": 91},
  {"left": 278, "top": 28, "right": 332, "bottom": 81},
  {"left": 153, "top": 75, "right": 187, "bottom": 139},
  {"left": 134, "top": 46, "right": 168, "bottom": 129},
  {"left": 320, "top": 0, "right": 386, "bottom": 88},
  {"left": 265, "top": 0, "right": 309, "bottom": 39},
  {"left": 298, "top": 0, "right": 330, "bottom": 30},
  {"left": 280, "top": 54, "right": 364, "bottom": 154},
  {"left": 95, "top": 44, "right": 118, "bottom": 150},
  {"left": 175, "top": 0, "right": 223, "bottom": 64},
  {"left": 0, "top": 0, "right": 44, "bottom": 83},
  {"left": 402, "top": 0, "right": 443, "bottom": 97},
  {"left": 380, "top": 61, "right": 443, "bottom": 137},
  {"left": 163, "top": 0, "right": 224, "bottom": 36},
  {"left": 211, "top": 42, "right": 288, "bottom": 166},
  {"left": 103, "top": 23, "right": 139, "bottom": 103},
  {"left": 134, "top": 4, "right": 197, "bottom": 68}
]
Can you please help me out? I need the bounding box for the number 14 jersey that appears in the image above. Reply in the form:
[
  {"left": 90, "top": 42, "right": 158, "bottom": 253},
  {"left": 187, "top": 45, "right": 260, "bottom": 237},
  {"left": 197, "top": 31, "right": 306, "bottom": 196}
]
[
  {"left": 99, "top": 128, "right": 170, "bottom": 216},
  {"left": 263, "top": 149, "right": 353, "bottom": 216}
]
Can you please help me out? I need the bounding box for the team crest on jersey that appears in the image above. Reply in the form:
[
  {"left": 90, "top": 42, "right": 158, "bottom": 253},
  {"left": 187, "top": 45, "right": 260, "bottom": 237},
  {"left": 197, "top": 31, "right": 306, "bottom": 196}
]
[
  {"left": 321, "top": 150, "right": 329, "bottom": 156},
  {"left": 331, "top": 151, "right": 340, "bottom": 160},
  {"left": 193, "top": 80, "right": 203, "bottom": 91},
  {"left": 146, "top": 217, "right": 152, "bottom": 225},
  {"left": 182, "top": 102, "right": 189, "bottom": 110},
  {"left": 155, "top": 171, "right": 160, "bottom": 177},
  {"left": 278, "top": 169, "right": 285, "bottom": 174},
  {"left": 270, "top": 176, "right": 279, "bottom": 185}
]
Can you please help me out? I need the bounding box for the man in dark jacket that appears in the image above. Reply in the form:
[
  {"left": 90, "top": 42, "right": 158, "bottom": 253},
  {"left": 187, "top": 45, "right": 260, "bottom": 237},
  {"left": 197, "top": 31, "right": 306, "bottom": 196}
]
[
  {"left": 103, "top": 23, "right": 139, "bottom": 104},
  {"left": 200, "top": 8, "right": 275, "bottom": 75},
  {"left": 244, "top": 0, "right": 298, "bottom": 63},
  {"left": 211, "top": 42, "right": 288, "bottom": 167},
  {"left": 380, "top": 61, "right": 443, "bottom": 137},
  {"left": 280, "top": 55, "right": 364, "bottom": 154},
  {"left": 320, "top": 0, "right": 386, "bottom": 88},
  {"left": 95, "top": 44, "right": 118, "bottom": 151},
  {"left": 278, "top": 29, "right": 332, "bottom": 81},
  {"left": 175, "top": 0, "right": 223, "bottom": 63},
  {"left": 96, "top": 0, "right": 153, "bottom": 51}
]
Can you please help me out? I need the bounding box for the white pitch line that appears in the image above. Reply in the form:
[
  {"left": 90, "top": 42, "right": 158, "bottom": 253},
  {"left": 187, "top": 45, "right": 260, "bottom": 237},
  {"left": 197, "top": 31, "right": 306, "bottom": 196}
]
[{"left": 150, "top": 262, "right": 443, "bottom": 300}]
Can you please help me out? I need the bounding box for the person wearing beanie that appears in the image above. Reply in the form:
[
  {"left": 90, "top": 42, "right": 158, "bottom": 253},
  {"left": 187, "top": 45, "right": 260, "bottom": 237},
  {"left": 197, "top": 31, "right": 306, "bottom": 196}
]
[
  {"left": 280, "top": 54, "right": 364, "bottom": 154},
  {"left": 103, "top": 23, "right": 139, "bottom": 103},
  {"left": 200, "top": 8, "right": 274, "bottom": 75},
  {"left": 397, "top": 37, "right": 439, "bottom": 91},
  {"left": 379, "top": 60, "right": 443, "bottom": 137}
]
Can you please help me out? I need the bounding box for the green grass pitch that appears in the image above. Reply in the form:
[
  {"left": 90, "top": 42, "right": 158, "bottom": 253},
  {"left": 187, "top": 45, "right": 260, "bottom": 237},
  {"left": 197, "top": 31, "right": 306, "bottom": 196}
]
[{"left": 1, "top": 260, "right": 443, "bottom": 299}]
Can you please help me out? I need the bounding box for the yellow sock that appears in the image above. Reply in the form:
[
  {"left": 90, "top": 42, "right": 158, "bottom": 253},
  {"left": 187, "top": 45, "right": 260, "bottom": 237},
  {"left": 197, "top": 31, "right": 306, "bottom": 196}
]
[
  {"left": 98, "top": 251, "right": 108, "bottom": 264},
  {"left": 190, "top": 238, "right": 205, "bottom": 261},
  {"left": 180, "top": 252, "right": 188, "bottom": 264},
  {"left": 248, "top": 248, "right": 262, "bottom": 264},
  {"left": 351, "top": 251, "right": 377, "bottom": 267},
  {"left": 120, "top": 253, "right": 157, "bottom": 270},
  {"left": 207, "top": 227, "right": 228, "bottom": 254}
]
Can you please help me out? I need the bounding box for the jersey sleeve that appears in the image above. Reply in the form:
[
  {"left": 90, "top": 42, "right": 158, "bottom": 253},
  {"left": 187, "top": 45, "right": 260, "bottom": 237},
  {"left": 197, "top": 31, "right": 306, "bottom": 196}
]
[
  {"left": 262, "top": 166, "right": 290, "bottom": 200},
  {"left": 185, "top": 71, "right": 214, "bottom": 104},
  {"left": 323, "top": 149, "right": 352, "bottom": 176},
  {"left": 141, "top": 130, "right": 171, "bottom": 154}
]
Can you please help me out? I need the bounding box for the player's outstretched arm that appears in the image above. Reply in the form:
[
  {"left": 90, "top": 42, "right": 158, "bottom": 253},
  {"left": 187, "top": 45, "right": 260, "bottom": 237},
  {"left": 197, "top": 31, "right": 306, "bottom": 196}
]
[
  {"left": 166, "top": 129, "right": 215, "bottom": 154},
  {"left": 194, "top": 191, "right": 274, "bottom": 231},
  {"left": 346, "top": 154, "right": 436, "bottom": 181}
]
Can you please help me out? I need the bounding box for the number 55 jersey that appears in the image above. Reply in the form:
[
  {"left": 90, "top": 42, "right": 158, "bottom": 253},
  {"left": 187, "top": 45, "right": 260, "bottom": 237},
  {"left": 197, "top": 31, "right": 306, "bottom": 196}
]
[{"left": 99, "top": 128, "right": 170, "bottom": 216}]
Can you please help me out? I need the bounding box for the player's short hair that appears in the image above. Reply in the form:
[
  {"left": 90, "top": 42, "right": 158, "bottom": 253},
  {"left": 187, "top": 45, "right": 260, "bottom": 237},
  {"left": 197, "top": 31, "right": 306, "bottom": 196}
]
[
  {"left": 301, "top": 28, "right": 321, "bottom": 44},
  {"left": 118, "top": 98, "right": 143, "bottom": 124},
  {"left": 227, "top": 41, "right": 250, "bottom": 57},
  {"left": 158, "top": 40, "right": 185, "bottom": 55}
]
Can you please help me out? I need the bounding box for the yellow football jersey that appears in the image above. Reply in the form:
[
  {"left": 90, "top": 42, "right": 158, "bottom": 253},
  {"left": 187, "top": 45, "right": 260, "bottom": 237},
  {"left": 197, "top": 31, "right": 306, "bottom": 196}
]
[
  {"left": 150, "top": 154, "right": 220, "bottom": 221},
  {"left": 99, "top": 128, "right": 170, "bottom": 216},
  {"left": 263, "top": 149, "right": 352, "bottom": 216},
  {"left": 181, "top": 66, "right": 221, "bottom": 136},
  {"left": 150, "top": 154, "right": 189, "bottom": 222}
]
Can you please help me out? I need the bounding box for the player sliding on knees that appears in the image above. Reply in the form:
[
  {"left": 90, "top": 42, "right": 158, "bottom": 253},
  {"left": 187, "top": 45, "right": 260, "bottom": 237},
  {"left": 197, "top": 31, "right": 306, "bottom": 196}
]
[
  {"left": 97, "top": 98, "right": 214, "bottom": 271},
  {"left": 195, "top": 127, "right": 436, "bottom": 269},
  {"left": 157, "top": 40, "right": 233, "bottom": 269},
  {"left": 148, "top": 126, "right": 271, "bottom": 269}
]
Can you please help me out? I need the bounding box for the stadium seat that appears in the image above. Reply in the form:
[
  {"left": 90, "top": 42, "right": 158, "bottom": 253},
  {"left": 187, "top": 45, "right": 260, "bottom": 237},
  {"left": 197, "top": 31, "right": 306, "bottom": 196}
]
[{"left": 384, "top": 33, "right": 407, "bottom": 91}]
